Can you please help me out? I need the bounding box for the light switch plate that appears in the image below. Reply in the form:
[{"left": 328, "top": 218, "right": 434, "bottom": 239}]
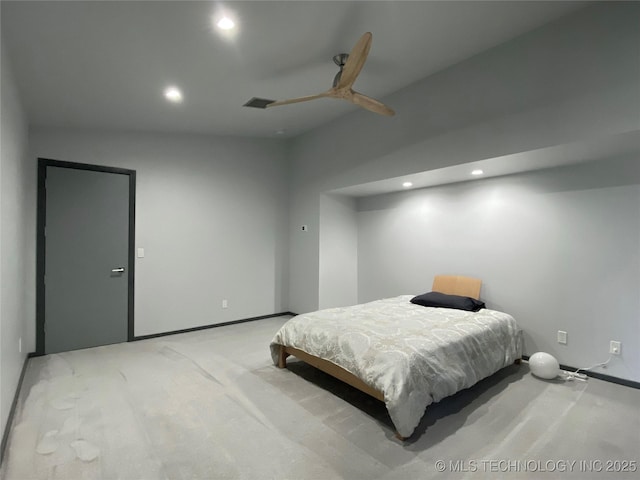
[{"left": 137, "top": 248, "right": 145, "bottom": 258}]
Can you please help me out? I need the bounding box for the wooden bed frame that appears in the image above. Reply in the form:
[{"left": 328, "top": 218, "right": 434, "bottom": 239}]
[{"left": 276, "top": 275, "right": 519, "bottom": 440}]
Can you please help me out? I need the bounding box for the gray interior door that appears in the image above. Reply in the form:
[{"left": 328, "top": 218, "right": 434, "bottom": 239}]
[{"left": 45, "top": 166, "right": 130, "bottom": 353}]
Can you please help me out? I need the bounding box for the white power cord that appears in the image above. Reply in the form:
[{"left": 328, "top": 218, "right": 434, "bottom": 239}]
[{"left": 561, "top": 355, "right": 613, "bottom": 381}]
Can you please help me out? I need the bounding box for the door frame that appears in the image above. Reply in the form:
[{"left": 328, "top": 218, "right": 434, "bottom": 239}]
[{"left": 36, "top": 158, "right": 136, "bottom": 355}]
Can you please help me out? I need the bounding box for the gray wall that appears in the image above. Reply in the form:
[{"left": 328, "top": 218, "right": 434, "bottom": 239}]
[
  {"left": 29, "top": 128, "right": 289, "bottom": 341},
  {"left": 318, "top": 194, "right": 358, "bottom": 309},
  {"left": 0, "top": 43, "right": 31, "bottom": 438},
  {"left": 357, "top": 157, "right": 640, "bottom": 382},
  {"left": 288, "top": 2, "right": 640, "bottom": 315}
]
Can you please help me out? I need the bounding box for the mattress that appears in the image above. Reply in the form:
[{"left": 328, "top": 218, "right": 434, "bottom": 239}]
[{"left": 270, "top": 295, "right": 522, "bottom": 438}]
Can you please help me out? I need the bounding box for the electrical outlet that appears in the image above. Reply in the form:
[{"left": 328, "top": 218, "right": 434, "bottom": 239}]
[
  {"left": 301, "top": 225, "right": 308, "bottom": 232},
  {"left": 557, "top": 330, "right": 567, "bottom": 345},
  {"left": 222, "top": 299, "right": 228, "bottom": 309},
  {"left": 610, "top": 341, "right": 621, "bottom": 355}
]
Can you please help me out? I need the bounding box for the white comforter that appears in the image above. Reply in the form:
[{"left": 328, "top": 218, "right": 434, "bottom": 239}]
[{"left": 270, "top": 295, "right": 522, "bottom": 438}]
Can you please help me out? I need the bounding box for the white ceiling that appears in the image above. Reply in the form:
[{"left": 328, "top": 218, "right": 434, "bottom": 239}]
[{"left": 1, "top": 1, "right": 587, "bottom": 138}]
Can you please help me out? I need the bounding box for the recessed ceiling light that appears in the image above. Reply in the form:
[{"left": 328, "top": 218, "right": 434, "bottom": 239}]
[
  {"left": 402, "top": 182, "right": 413, "bottom": 188},
  {"left": 164, "top": 86, "right": 183, "bottom": 103},
  {"left": 216, "top": 16, "right": 235, "bottom": 30},
  {"left": 471, "top": 169, "right": 484, "bottom": 176}
]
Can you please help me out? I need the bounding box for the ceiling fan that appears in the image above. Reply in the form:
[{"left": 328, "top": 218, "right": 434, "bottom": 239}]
[{"left": 244, "top": 32, "right": 395, "bottom": 117}]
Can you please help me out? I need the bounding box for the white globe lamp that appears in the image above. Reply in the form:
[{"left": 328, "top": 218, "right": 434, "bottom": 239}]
[{"left": 529, "top": 352, "right": 560, "bottom": 379}]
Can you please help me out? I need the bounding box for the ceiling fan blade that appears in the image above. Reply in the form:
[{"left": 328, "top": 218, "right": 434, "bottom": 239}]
[
  {"left": 266, "top": 92, "right": 329, "bottom": 108},
  {"left": 336, "top": 32, "right": 372, "bottom": 89},
  {"left": 350, "top": 91, "right": 395, "bottom": 116}
]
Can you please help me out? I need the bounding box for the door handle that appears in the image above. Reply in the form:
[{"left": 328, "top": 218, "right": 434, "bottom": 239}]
[{"left": 111, "top": 267, "right": 125, "bottom": 273}]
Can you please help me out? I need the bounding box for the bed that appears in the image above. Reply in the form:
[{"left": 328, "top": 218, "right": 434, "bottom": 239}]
[{"left": 270, "top": 275, "right": 522, "bottom": 440}]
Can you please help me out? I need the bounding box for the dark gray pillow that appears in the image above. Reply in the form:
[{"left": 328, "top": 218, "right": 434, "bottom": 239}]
[{"left": 410, "top": 291, "right": 485, "bottom": 312}]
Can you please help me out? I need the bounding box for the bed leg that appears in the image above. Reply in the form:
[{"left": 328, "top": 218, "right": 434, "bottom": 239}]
[
  {"left": 395, "top": 432, "right": 407, "bottom": 442},
  {"left": 277, "top": 345, "right": 289, "bottom": 369},
  {"left": 514, "top": 358, "right": 522, "bottom": 365}
]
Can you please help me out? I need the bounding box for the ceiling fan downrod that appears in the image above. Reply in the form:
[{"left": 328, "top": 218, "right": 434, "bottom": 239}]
[{"left": 332, "top": 53, "right": 349, "bottom": 87}]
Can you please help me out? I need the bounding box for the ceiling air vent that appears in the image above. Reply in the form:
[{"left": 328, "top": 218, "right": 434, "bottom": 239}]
[{"left": 243, "top": 97, "right": 275, "bottom": 109}]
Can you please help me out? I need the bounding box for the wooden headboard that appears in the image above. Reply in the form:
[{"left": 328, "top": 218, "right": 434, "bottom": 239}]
[{"left": 432, "top": 275, "right": 482, "bottom": 300}]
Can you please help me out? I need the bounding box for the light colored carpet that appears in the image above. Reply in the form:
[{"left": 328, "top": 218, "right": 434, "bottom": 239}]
[{"left": 1, "top": 316, "right": 639, "bottom": 479}]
